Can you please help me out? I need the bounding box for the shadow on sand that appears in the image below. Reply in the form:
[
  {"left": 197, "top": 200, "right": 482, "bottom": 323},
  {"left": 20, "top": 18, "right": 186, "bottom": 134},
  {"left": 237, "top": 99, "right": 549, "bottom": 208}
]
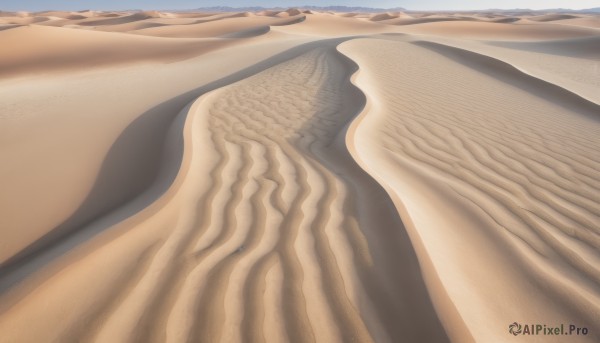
[{"left": 0, "top": 37, "right": 356, "bottom": 294}]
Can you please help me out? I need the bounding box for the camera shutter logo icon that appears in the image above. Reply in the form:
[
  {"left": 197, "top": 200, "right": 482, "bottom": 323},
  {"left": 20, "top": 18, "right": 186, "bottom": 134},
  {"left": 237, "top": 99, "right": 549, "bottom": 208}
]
[{"left": 509, "top": 322, "right": 522, "bottom": 336}]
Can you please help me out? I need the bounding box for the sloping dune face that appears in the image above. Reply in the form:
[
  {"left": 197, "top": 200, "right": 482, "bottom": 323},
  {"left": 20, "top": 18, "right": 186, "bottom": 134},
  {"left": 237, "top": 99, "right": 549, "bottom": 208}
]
[
  {"left": 0, "top": 9, "right": 599, "bottom": 343},
  {"left": 340, "top": 37, "right": 600, "bottom": 342}
]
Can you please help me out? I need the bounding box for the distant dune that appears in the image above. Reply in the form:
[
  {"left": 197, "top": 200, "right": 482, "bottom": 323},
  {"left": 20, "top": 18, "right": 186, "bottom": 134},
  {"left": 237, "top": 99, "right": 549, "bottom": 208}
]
[{"left": 0, "top": 8, "right": 598, "bottom": 343}]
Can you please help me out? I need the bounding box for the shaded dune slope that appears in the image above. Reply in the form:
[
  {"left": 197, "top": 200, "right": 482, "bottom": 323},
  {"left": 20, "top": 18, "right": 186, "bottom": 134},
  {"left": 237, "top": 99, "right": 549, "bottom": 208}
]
[
  {"left": 394, "top": 20, "right": 600, "bottom": 39},
  {"left": 529, "top": 14, "right": 581, "bottom": 22},
  {"left": 487, "top": 36, "right": 600, "bottom": 58},
  {"left": 380, "top": 16, "right": 479, "bottom": 26},
  {"left": 0, "top": 25, "right": 233, "bottom": 77},
  {"left": 0, "top": 40, "right": 448, "bottom": 343},
  {"left": 129, "top": 15, "right": 304, "bottom": 38},
  {"left": 339, "top": 38, "right": 600, "bottom": 342},
  {"left": 78, "top": 12, "right": 158, "bottom": 26},
  {"left": 0, "top": 38, "right": 353, "bottom": 285},
  {"left": 414, "top": 40, "right": 600, "bottom": 112}
]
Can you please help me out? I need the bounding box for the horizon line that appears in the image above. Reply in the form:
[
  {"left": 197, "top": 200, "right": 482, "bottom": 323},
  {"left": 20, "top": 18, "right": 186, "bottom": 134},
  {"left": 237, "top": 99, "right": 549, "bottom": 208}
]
[{"left": 3, "top": 5, "right": 598, "bottom": 12}]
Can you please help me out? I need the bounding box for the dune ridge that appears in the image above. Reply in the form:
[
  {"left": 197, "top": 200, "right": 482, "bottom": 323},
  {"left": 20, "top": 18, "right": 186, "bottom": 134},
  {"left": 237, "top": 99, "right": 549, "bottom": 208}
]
[
  {"left": 413, "top": 40, "right": 600, "bottom": 112},
  {"left": 0, "top": 9, "right": 599, "bottom": 343},
  {"left": 338, "top": 37, "right": 600, "bottom": 342},
  {"left": 0, "top": 37, "right": 448, "bottom": 343}
]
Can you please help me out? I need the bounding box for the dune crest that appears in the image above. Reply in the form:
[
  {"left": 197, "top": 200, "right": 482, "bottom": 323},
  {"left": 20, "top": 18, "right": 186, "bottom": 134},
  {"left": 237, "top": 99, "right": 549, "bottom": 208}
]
[{"left": 339, "top": 37, "right": 600, "bottom": 342}]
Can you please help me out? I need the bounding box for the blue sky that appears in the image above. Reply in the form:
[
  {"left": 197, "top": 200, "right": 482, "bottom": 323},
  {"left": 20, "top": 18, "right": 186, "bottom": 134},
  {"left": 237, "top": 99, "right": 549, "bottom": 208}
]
[{"left": 2, "top": 1, "right": 599, "bottom": 11}]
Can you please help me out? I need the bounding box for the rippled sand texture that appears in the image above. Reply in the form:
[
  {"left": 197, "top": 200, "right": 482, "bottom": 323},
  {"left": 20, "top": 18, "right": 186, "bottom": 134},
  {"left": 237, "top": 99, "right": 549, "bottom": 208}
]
[{"left": 0, "top": 9, "right": 599, "bottom": 343}]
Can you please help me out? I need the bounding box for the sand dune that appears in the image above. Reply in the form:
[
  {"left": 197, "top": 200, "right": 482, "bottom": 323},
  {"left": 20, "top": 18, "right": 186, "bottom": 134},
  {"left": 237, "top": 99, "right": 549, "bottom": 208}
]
[
  {"left": 488, "top": 36, "right": 600, "bottom": 58},
  {"left": 340, "top": 37, "right": 600, "bottom": 342},
  {"left": 529, "top": 14, "right": 581, "bottom": 22},
  {"left": 0, "top": 24, "right": 235, "bottom": 77},
  {"left": 548, "top": 15, "right": 600, "bottom": 28},
  {"left": 396, "top": 34, "right": 600, "bottom": 104},
  {"left": 380, "top": 16, "right": 479, "bottom": 25},
  {"left": 0, "top": 15, "right": 52, "bottom": 25},
  {"left": 0, "top": 9, "right": 598, "bottom": 343},
  {"left": 270, "top": 14, "right": 391, "bottom": 36},
  {"left": 130, "top": 16, "right": 304, "bottom": 38},
  {"left": 369, "top": 13, "right": 399, "bottom": 21},
  {"left": 394, "top": 20, "right": 600, "bottom": 39},
  {"left": 491, "top": 17, "right": 521, "bottom": 23},
  {"left": 77, "top": 12, "right": 160, "bottom": 26}
]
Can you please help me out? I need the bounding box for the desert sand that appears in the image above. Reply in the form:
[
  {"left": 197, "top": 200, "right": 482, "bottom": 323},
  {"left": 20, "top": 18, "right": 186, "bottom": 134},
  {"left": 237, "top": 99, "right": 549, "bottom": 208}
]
[{"left": 0, "top": 8, "right": 598, "bottom": 343}]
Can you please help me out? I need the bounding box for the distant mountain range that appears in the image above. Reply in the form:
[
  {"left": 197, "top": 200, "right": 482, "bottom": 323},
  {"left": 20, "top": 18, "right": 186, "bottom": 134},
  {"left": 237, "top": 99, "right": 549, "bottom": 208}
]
[
  {"left": 478, "top": 7, "right": 600, "bottom": 14},
  {"left": 191, "top": 6, "right": 406, "bottom": 13},
  {"left": 188, "top": 6, "right": 600, "bottom": 14}
]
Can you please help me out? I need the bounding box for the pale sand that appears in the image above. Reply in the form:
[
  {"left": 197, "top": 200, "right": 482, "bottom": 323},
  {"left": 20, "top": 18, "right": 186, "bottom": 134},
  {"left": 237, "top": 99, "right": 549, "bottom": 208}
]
[{"left": 0, "top": 9, "right": 598, "bottom": 343}]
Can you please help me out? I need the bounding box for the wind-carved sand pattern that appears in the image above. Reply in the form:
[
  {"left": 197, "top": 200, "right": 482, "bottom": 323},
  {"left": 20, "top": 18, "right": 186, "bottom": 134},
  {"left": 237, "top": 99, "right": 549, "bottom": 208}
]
[
  {"left": 0, "top": 8, "right": 599, "bottom": 343},
  {"left": 167, "top": 47, "right": 448, "bottom": 343},
  {"left": 0, "top": 44, "right": 447, "bottom": 343},
  {"left": 341, "top": 38, "right": 600, "bottom": 342}
]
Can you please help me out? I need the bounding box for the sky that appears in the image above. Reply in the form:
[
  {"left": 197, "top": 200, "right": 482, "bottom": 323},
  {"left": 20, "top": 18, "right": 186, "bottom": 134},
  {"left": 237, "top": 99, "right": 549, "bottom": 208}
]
[{"left": 1, "top": 0, "right": 599, "bottom": 11}]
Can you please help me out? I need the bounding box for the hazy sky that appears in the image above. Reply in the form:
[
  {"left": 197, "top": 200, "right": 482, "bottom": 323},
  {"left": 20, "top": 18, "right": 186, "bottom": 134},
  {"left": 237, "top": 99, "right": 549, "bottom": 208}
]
[{"left": 2, "top": 0, "right": 599, "bottom": 11}]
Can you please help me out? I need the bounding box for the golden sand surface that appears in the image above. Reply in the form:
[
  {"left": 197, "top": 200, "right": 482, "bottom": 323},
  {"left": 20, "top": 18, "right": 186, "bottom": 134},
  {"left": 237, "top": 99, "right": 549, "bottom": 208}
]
[{"left": 0, "top": 9, "right": 598, "bottom": 342}]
